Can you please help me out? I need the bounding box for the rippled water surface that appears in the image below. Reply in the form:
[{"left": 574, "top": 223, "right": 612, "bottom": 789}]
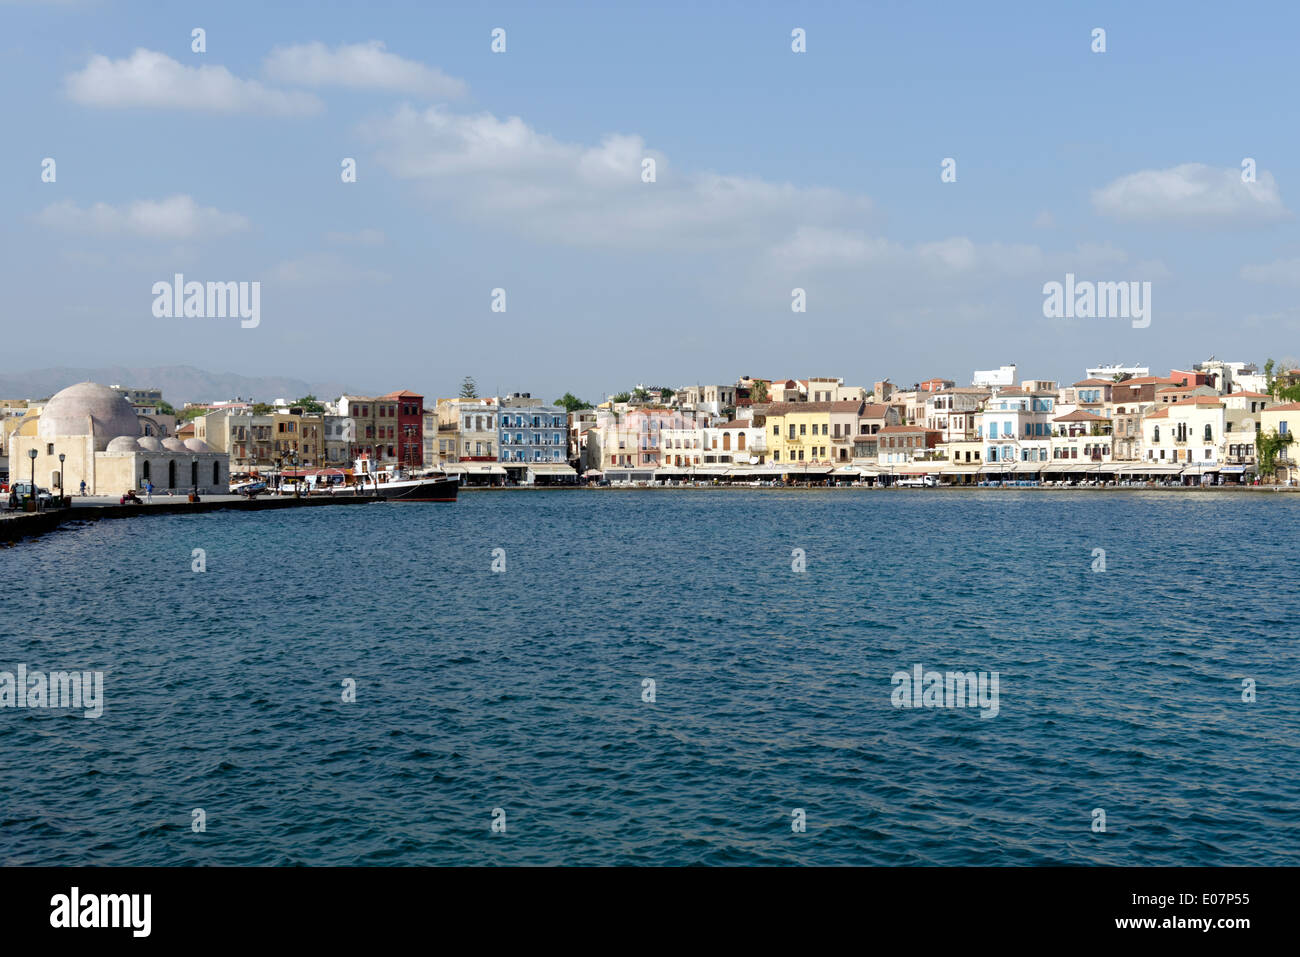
[{"left": 3, "top": 489, "right": 1299, "bottom": 865}]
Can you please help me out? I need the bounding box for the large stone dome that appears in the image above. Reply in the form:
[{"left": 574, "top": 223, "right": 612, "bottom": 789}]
[
  {"left": 38, "top": 382, "right": 140, "bottom": 450},
  {"left": 183, "top": 438, "right": 215, "bottom": 453}
]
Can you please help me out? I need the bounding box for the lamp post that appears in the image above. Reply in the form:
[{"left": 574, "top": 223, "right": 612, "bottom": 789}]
[
  {"left": 58, "top": 452, "right": 66, "bottom": 505},
  {"left": 28, "top": 447, "right": 38, "bottom": 511}
]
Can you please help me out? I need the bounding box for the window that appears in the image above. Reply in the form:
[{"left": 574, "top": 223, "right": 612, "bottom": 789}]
[{"left": 1204, "top": 424, "right": 1213, "bottom": 441}]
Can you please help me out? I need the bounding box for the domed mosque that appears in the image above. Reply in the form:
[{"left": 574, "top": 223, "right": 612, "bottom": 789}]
[{"left": 9, "top": 381, "right": 228, "bottom": 496}]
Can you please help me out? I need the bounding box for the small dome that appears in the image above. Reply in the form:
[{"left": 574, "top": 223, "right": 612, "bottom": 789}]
[
  {"left": 38, "top": 382, "right": 140, "bottom": 450},
  {"left": 137, "top": 436, "right": 164, "bottom": 452},
  {"left": 106, "top": 435, "right": 139, "bottom": 452},
  {"left": 183, "top": 438, "right": 215, "bottom": 453},
  {"left": 161, "top": 438, "right": 187, "bottom": 452}
]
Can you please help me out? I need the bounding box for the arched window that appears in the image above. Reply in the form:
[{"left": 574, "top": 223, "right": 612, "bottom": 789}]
[
  {"left": 213, "top": 461, "right": 220, "bottom": 485},
  {"left": 722, "top": 433, "right": 731, "bottom": 451},
  {"left": 142, "top": 461, "right": 151, "bottom": 482},
  {"left": 168, "top": 460, "right": 176, "bottom": 488},
  {"left": 191, "top": 461, "right": 198, "bottom": 487},
  {"left": 737, "top": 433, "right": 746, "bottom": 450},
  {"left": 1203, "top": 424, "right": 1213, "bottom": 441}
]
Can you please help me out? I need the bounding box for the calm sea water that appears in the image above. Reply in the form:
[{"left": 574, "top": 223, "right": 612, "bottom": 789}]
[{"left": 3, "top": 490, "right": 1299, "bottom": 866}]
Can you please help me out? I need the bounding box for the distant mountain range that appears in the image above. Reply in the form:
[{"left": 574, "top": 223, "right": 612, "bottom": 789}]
[{"left": 0, "top": 365, "right": 370, "bottom": 407}]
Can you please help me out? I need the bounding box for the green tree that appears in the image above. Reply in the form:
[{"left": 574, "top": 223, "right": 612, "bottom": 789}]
[
  {"left": 459, "top": 376, "right": 478, "bottom": 399},
  {"left": 554, "top": 392, "right": 593, "bottom": 413},
  {"left": 179, "top": 406, "right": 207, "bottom": 422},
  {"left": 1257, "top": 428, "right": 1294, "bottom": 479},
  {"left": 610, "top": 391, "right": 631, "bottom": 403},
  {"left": 659, "top": 387, "right": 675, "bottom": 401},
  {"left": 750, "top": 380, "right": 769, "bottom": 403},
  {"left": 251, "top": 402, "right": 274, "bottom": 415},
  {"left": 156, "top": 399, "right": 178, "bottom": 416},
  {"left": 291, "top": 394, "right": 326, "bottom": 414},
  {"left": 1265, "top": 358, "right": 1276, "bottom": 392}
]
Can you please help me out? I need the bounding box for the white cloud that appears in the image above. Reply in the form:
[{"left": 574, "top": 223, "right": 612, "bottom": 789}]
[
  {"left": 362, "top": 105, "right": 875, "bottom": 250},
  {"left": 768, "top": 227, "right": 1127, "bottom": 280},
  {"left": 1092, "top": 163, "right": 1290, "bottom": 226},
  {"left": 65, "top": 49, "right": 322, "bottom": 115},
  {"left": 1032, "top": 209, "right": 1055, "bottom": 229},
  {"left": 35, "top": 195, "right": 250, "bottom": 239},
  {"left": 1240, "top": 257, "right": 1300, "bottom": 285},
  {"left": 264, "top": 41, "right": 466, "bottom": 98},
  {"left": 269, "top": 253, "right": 390, "bottom": 284},
  {"left": 324, "top": 228, "right": 386, "bottom": 246}
]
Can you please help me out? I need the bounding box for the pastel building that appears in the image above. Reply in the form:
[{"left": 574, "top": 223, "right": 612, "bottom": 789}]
[{"left": 977, "top": 387, "right": 1056, "bottom": 465}]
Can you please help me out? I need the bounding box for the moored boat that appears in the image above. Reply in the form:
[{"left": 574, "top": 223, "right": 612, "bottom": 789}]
[{"left": 353, "top": 457, "right": 458, "bottom": 502}]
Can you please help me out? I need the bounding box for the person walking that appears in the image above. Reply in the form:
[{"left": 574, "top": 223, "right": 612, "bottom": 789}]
[
  {"left": 144, "top": 479, "right": 153, "bottom": 503},
  {"left": 79, "top": 480, "right": 87, "bottom": 496}
]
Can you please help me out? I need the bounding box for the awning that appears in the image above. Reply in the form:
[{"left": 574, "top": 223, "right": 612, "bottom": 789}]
[
  {"left": 1220, "top": 465, "right": 1247, "bottom": 474},
  {"left": 785, "top": 464, "right": 835, "bottom": 474},
  {"left": 528, "top": 463, "right": 577, "bottom": 475},
  {"left": 464, "top": 464, "right": 506, "bottom": 475},
  {"left": 1121, "top": 463, "right": 1184, "bottom": 474}
]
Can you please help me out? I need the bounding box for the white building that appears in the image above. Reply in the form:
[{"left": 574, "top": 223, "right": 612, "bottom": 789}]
[
  {"left": 1085, "top": 363, "right": 1149, "bottom": 381},
  {"left": 973, "top": 365, "right": 1016, "bottom": 388}
]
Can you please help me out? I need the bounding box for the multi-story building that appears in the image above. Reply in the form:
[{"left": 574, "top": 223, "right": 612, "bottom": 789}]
[
  {"left": 699, "top": 421, "right": 766, "bottom": 467},
  {"left": 973, "top": 364, "right": 1016, "bottom": 388},
  {"left": 924, "top": 388, "right": 987, "bottom": 441},
  {"left": 675, "top": 384, "right": 737, "bottom": 416},
  {"left": 587, "top": 407, "right": 708, "bottom": 479},
  {"left": 498, "top": 400, "right": 569, "bottom": 480},
  {"left": 1260, "top": 402, "right": 1300, "bottom": 483},
  {"left": 1050, "top": 410, "right": 1113, "bottom": 463},
  {"left": 323, "top": 414, "right": 354, "bottom": 466},
  {"left": 1142, "top": 396, "right": 1257, "bottom": 481},
  {"left": 384, "top": 390, "right": 425, "bottom": 468},
  {"left": 436, "top": 397, "right": 499, "bottom": 464},
  {"left": 977, "top": 386, "right": 1056, "bottom": 466},
  {"left": 764, "top": 400, "right": 864, "bottom": 467},
  {"left": 876, "top": 425, "right": 942, "bottom": 466}
]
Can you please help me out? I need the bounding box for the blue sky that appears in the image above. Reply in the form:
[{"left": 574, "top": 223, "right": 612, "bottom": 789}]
[{"left": 3, "top": 0, "right": 1300, "bottom": 401}]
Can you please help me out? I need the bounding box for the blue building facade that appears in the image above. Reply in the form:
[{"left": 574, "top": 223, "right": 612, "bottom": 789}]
[{"left": 498, "top": 402, "right": 568, "bottom": 466}]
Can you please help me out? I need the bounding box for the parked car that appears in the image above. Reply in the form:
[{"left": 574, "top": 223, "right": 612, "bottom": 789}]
[{"left": 9, "top": 482, "right": 55, "bottom": 506}]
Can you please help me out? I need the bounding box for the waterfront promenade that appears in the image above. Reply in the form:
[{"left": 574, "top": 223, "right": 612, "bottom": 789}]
[{"left": 0, "top": 493, "right": 380, "bottom": 544}]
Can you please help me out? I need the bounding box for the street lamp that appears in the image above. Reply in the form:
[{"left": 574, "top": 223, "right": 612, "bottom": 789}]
[
  {"left": 27, "top": 447, "right": 39, "bottom": 510},
  {"left": 58, "top": 453, "right": 66, "bottom": 505}
]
